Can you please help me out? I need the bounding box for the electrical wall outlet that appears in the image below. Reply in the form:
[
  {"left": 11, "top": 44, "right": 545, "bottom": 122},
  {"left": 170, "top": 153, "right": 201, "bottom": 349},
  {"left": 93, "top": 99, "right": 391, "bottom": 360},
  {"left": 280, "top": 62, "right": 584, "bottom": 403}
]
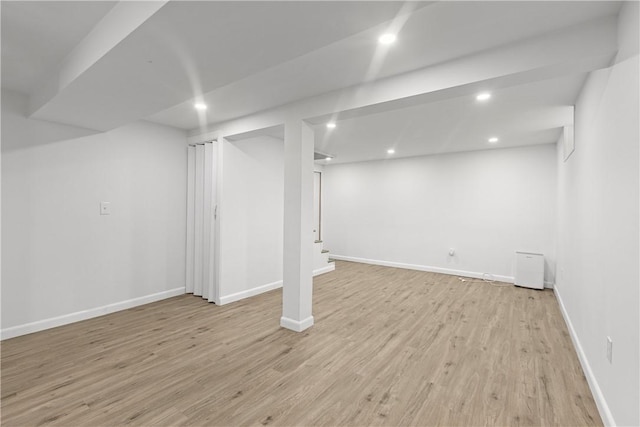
[
  {"left": 100, "top": 201, "right": 111, "bottom": 215},
  {"left": 606, "top": 336, "right": 613, "bottom": 363}
]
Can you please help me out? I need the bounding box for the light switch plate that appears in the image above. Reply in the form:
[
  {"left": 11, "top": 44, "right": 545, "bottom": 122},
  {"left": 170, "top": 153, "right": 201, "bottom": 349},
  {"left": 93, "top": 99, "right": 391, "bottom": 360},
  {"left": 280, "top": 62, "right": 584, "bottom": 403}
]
[{"left": 100, "top": 202, "right": 111, "bottom": 215}]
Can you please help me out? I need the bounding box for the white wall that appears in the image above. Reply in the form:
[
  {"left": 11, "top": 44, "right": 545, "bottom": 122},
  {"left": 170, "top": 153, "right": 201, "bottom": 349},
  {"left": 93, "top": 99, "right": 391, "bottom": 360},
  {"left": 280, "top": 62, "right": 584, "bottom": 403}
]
[
  {"left": 218, "top": 136, "right": 284, "bottom": 303},
  {"left": 555, "top": 3, "right": 639, "bottom": 426},
  {"left": 1, "top": 90, "right": 188, "bottom": 338},
  {"left": 323, "top": 144, "right": 557, "bottom": 283}
]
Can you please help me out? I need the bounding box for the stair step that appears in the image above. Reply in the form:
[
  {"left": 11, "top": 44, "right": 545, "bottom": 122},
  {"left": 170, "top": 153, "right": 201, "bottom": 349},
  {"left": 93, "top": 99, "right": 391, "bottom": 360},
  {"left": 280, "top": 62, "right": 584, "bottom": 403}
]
[{"left": 321, "top": 249, "right": 329, "bottom": 253}]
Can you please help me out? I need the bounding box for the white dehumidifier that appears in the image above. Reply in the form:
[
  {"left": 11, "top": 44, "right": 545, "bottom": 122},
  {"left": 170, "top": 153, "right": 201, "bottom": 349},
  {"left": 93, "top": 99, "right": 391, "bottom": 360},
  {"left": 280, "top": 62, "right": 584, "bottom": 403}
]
[{"left": 515, "top": 252, "right": 544, "bottom": 290}]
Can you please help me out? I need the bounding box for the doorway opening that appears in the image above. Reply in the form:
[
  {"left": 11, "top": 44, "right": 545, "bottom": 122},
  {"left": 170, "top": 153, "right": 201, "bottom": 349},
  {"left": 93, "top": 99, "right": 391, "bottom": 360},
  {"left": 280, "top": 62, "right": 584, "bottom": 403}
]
[{"left": 313, "top": 171, "right": 322, "bottom": 242}]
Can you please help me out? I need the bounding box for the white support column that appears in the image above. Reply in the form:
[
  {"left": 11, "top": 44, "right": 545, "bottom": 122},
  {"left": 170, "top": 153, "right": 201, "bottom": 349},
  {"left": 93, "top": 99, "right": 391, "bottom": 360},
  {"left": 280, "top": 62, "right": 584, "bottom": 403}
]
[{"left": 281, "top": 119, "right": 315, "bottom": 332}]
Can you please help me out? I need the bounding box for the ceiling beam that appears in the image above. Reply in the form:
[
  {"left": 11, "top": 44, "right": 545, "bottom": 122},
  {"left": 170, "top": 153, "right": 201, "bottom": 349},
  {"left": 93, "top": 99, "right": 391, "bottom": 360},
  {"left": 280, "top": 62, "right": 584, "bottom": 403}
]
[
  {"left": 29, "top": 1, "right": 168, "bottom": 119},
  {"left": 189, "top": 16, "right": 617, "bottom": 143}
]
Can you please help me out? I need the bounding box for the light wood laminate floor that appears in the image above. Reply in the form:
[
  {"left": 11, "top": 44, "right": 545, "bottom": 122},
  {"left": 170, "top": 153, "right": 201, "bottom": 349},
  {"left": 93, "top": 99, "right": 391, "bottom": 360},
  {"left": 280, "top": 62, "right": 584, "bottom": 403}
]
[{"left": 1, "top": 261, "right": 601, "bottom": 426}]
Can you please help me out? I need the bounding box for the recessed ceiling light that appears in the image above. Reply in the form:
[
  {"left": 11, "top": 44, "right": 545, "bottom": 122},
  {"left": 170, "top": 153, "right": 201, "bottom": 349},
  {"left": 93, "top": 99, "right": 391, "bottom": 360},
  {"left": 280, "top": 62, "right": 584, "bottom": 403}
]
[
  {"left": 488, "top": 137, "right": 499, "bottom": 143},
  {"left": 325, "top": 157, "right": 332, "bottom": 161},
  {"left": 387, "top": 149, "right": 395, "bottom": 154},
  {"left": 326, "top": 122, "right": 336, "bottom": 129},
  {"left": 476, "top": 92, "right": 492, "bottom": 101},
  {"left": 194, "top": 103, "right": 207, "bottom": 110},
  {"left": 378, "top": 33, "right": 397, "bottom": 45}
]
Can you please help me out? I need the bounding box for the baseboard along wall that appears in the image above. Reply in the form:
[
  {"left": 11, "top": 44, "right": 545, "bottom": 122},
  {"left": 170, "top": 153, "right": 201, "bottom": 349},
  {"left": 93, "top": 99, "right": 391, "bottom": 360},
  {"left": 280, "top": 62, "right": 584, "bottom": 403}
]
[
  {"left": 218, "top": 263, "right": 336, "bottom": 306},
  {"left": 330, "top": 254, "right": 554, "bottom": 288},
  {"left": 2, "top": 264, "right": 338, "bottom": 339},
  {"left": 1, "top": 287, "right": 186, "bottom": 340},
  {"left": 554, "top": 284, "right": 615, "bottom": 427}
]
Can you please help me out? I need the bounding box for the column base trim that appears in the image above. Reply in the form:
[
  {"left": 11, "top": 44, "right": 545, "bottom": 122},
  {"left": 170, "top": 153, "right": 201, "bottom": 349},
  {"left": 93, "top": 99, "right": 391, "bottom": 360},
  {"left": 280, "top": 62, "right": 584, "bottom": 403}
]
[{"left": 280, "top": 315, "right": 314, "bottom": 332}]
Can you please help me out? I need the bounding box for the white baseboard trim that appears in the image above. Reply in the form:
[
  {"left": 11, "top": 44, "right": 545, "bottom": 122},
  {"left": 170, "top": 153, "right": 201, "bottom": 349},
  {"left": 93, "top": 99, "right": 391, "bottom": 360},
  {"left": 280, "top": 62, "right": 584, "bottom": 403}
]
[
  {"left": 313, "top": 263, "right": 336, "bottom": 276},
  {"left": 280, "top": 315, "right": 314, "bottom": 332},
  {"left": 554, "top": 285, "right": 615, "bottom": 427},
  {"left": 330, "top": 255, "right": 554, "bottom": 288},
  {"left": 331, "top": 254, "right": 514, "bottom": 282},
  {"left": 1, "top": 287, "right": 185, "bottom": 340},
  {"left": 218, "top": 265, "right": 337, "bottom": 306},
  {"left": 219, "top": 280, "right": 283, "bottom": 305}
]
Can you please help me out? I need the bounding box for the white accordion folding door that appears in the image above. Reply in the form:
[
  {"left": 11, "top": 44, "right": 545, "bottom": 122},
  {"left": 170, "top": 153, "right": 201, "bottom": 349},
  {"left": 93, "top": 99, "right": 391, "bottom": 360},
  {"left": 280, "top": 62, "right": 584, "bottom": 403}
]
[{"left": 186, "top": 141, "right": 218, "bottom": 303}]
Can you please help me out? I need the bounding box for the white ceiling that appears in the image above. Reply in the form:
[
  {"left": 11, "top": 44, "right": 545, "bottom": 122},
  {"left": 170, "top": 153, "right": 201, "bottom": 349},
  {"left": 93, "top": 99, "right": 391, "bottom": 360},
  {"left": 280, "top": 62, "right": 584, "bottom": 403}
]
[
  {"left": 312, "top": 74, "right": 586, "bottom": 164},
  {"left": 19, "top": 1, "right": 409, "bottom": 130},
  {"left": 1, "top": 1, "right": 624, "bottom": 163},
  {"left": 1, "top": 1, "right": 116, "bottom": 94},
  {"left": 147, "top": 1, "right": 619, "bottom": 130}
]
